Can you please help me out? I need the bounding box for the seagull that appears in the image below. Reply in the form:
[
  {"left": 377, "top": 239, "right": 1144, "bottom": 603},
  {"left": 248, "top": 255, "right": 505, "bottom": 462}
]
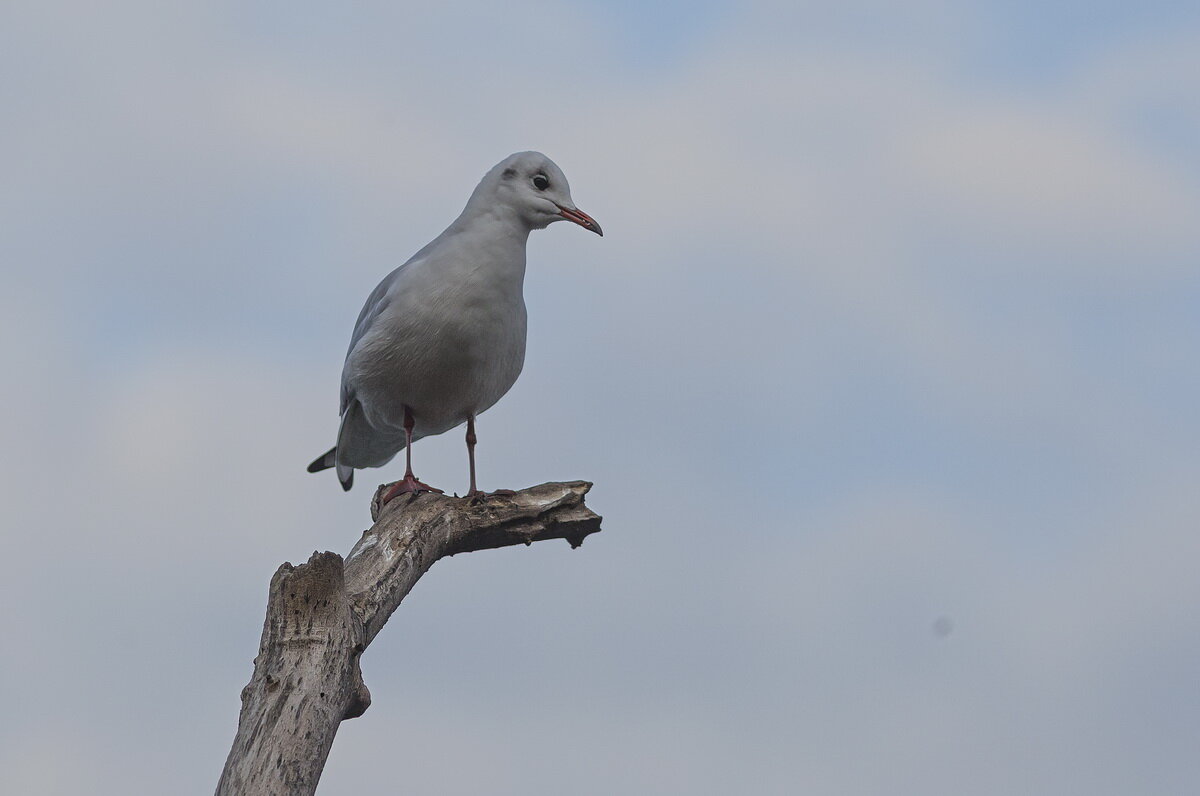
[{"left": 307, "top": 152, "right": 602, "bottom": 502}]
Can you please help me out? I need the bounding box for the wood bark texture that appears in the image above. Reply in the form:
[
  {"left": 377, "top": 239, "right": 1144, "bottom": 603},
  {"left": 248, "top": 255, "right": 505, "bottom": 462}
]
[{"left": 216, "top": 480, "right": 601, "bottom": 796}]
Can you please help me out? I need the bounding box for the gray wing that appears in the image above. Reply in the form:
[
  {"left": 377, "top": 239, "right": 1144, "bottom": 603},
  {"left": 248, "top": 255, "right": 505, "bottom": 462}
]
[
  {"left": 339, "top": 263, "right": 409, "bottom": 413},
  {"left": 338, "top": 228, "right": 449, "bottom": 412}
]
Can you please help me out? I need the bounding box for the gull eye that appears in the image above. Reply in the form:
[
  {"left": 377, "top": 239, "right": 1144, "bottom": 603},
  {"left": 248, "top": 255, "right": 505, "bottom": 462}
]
[{"left": 532, "top": 174, "right": 549, "bottom": 191}]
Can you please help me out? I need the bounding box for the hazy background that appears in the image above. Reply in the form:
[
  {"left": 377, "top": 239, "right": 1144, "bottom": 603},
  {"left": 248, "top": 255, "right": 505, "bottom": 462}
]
[{"left": 3, "top": 1, "right": 1199, "bottom": 793}]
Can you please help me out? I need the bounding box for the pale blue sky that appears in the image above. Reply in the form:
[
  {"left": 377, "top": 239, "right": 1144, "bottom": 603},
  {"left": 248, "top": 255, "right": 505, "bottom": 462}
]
[{"left": 2, "top": 2, "right": 1199, "bottom": 794}]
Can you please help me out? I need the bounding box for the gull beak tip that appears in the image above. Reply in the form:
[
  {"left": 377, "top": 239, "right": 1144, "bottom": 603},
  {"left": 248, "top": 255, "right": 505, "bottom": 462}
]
[{"left": 558, "top": 205, "right": 603, "bottom": 236}]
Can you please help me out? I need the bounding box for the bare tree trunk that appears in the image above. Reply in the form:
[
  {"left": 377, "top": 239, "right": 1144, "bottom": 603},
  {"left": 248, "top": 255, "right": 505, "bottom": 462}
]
[{"left": 216, "top": 481, "right": 602, "bottom": 796}]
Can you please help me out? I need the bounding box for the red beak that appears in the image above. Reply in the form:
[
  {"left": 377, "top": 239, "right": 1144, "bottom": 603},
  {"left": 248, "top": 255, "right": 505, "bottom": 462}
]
[{"left": 557, "top": 205, "right": 603, "bottom": 236}]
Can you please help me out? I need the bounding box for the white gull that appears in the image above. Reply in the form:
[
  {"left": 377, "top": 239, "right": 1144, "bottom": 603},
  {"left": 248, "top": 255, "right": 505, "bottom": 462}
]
[{"left": 308, "top": 151, "right": 602, "bottom": 501}]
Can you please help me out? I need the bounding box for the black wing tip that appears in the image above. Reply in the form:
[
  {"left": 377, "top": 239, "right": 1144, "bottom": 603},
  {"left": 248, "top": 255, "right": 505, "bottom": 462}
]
[
  {"left": 307, "top": 447, "right": 336, "bottom": 473},
  {"left": 308, "top": 447, "right": 353, "bottom": 490}
]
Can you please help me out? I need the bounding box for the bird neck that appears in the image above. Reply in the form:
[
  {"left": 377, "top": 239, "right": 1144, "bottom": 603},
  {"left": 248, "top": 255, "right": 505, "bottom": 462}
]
[
  {"left": 431, "top": 208, "right": 529, "bottom": 287},
  {"left": 447, "top": 203, "right": 532, "bottom": 251}
]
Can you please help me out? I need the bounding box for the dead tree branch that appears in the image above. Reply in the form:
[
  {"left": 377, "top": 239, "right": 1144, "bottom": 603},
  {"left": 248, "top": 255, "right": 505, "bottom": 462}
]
[{"left": 216, "top": 480, "right": 602, "bottom": 796}]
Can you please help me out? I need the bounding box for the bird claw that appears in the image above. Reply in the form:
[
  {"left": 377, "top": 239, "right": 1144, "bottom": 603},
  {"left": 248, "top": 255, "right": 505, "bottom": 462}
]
[
  {"left": 380, "top": 476, "right": 444, "bottom": 504},
  {"left": 464, "top": 488, "right": 516, "bottom": 503}
]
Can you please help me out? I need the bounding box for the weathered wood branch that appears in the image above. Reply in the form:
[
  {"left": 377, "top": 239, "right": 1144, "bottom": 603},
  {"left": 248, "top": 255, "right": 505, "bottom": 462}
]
[{"left": 216, "top": 481, "right": 602, "bottom": 796}]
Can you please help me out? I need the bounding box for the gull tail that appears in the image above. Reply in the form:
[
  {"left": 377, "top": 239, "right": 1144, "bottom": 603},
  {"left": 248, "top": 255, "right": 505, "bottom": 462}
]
[{"left": 307, "top": 447, "right": 354, "bottom": 491}]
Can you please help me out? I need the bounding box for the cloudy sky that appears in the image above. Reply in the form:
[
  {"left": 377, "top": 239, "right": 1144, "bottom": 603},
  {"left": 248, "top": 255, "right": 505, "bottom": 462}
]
[{"left": 3, "top": 1, "right": 1199, "bottom": 793}]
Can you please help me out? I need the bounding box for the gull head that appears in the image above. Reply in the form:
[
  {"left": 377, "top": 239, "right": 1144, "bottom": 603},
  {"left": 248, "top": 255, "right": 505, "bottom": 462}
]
[{"left": 472, "top": 151, "right": 603, "bottom": 236}]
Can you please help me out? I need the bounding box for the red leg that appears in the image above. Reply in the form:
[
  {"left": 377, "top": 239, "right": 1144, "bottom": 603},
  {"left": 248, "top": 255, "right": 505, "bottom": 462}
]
[
  {"left": 379, "top": 406, "right": 443, "bottom": 503},
  {"left": 466, "top": 416, "right": 479, "bottom": 497},
  {"left": 464, "top": 416, "right": 514, "bottom": 500}
]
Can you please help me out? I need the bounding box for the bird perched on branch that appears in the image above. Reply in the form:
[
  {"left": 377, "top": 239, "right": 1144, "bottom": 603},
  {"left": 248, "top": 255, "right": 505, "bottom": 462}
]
[{"left": 308, "top": 152, "right": 602, "bottom": 503}]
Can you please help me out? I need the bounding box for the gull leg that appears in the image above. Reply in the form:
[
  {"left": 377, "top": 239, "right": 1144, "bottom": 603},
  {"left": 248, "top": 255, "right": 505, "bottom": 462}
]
[
  {"left": 465, "top": 416, "right": 515, "bottom": 500},
  {"left": 380, "top": 406, "right": 443, "bottom": 503},
  {"left": 466, "top": 416, "right": 479, "bottom": 497}
]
